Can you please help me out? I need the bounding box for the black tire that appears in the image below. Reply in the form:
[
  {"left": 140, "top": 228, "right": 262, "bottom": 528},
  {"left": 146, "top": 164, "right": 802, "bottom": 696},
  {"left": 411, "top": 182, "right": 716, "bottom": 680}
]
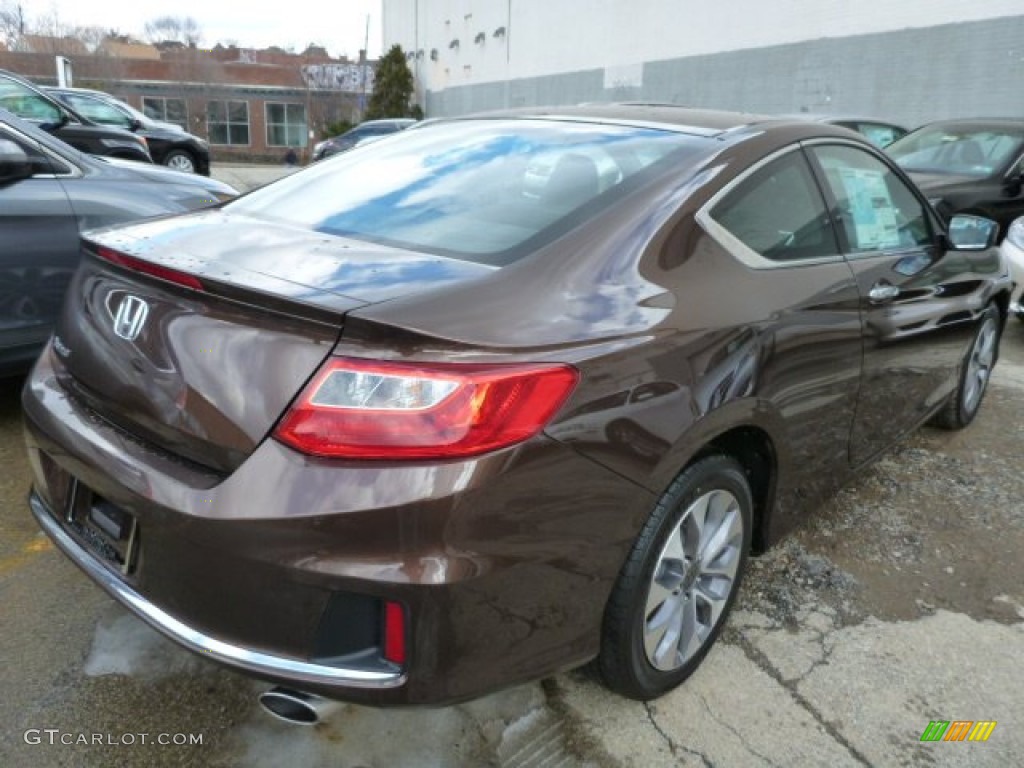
[
  {"left": 932, "top": 304, "right": 1000, "bottom": 430},
  {"left": 163, "top": 149, "right": 197, "bottom": 174},
  {"left": 598, "top": 455, "right": 752, "bottom": 700}
]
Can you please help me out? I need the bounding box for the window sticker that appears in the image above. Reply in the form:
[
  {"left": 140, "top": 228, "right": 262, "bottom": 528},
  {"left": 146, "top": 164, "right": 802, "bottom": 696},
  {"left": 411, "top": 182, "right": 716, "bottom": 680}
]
[{"left": 837, "top": 167, "right": 901, "bottom": 250}]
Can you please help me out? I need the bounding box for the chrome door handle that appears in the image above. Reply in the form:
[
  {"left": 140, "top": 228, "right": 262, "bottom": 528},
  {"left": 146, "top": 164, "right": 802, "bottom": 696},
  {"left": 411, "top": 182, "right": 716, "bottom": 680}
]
[{"left": 868, "top": 282, "right": 900, "bottom": 303}]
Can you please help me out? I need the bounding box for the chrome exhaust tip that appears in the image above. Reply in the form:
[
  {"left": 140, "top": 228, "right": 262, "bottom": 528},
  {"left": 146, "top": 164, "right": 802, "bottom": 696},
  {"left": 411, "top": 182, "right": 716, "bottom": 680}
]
[{"left": 258, "top": 686, "right": 340, "bottom": 725}]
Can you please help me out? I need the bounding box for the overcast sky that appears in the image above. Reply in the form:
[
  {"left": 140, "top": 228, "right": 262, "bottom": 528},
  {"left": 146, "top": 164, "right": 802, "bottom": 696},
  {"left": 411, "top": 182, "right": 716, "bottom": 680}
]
[{"left": 20, "top": 0, "right": 383, "bottom": 59}]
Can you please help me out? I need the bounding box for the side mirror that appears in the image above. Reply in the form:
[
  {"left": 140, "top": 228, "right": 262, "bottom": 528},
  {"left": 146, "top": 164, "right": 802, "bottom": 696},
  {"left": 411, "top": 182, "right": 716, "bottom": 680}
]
[
  {"left": 946, "top": 214, "right": 999, "bottom": 251},
  {"left": 1004, "top": 166, "right": 1024, "bottom": 194},
  {"left": 129, "top": 117, "right": 143, "bottom": 132},
  {"left": 39, "top": 110, "right": 70, "bottom": 133},
  {"left": 0, "top": 139, "right": 33, "bottom": 184}
]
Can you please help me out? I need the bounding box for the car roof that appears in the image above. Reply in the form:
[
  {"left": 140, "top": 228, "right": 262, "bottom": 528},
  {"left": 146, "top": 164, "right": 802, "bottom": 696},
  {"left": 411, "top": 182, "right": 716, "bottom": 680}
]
[
  {"left": 357, "top": 118, "right": 415, "bottom": 127},
  {"left": 911, "top": 117, "right": 1024, "bottom": 130},
  {"left": 470, "top": 104, "right": 766, "bottom": 134},
  {"left": 777, "top": 113, "right": 906, "bottom": 127},
  {"left": 45, "top": 86, "right": 110, "bottom": 98}
]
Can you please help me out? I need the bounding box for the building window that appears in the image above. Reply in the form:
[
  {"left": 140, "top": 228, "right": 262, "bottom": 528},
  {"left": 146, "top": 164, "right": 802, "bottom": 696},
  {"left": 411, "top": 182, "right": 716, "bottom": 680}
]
[
  {"left": 207, "top": 100, "right": 250, "bottom": 146},
  {"left": 142, "top": 97, "right": 187, "bottom": 130},
  {"left": 265, "top": 103, "right": 307, "bottom": 147}
]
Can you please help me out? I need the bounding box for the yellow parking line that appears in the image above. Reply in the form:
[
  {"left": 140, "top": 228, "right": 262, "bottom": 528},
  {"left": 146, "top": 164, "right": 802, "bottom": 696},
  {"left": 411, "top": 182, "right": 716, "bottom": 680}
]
[{"left": 0, "top": 536, "right": 54, "bottom": 576}]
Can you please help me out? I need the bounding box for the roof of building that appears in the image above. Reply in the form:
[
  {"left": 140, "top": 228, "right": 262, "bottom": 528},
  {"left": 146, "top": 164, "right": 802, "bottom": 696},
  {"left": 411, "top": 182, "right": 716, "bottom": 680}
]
[
  {"left": 19, "top": 35, "right": 88, "bottom": 56},
  {"left": 97, "top": 41, "right": 162, "bottom": 60}
]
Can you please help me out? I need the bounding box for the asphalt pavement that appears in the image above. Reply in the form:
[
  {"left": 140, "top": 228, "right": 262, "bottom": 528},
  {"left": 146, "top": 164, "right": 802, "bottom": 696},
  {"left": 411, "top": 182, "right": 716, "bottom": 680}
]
[
  {"left": 0, "top": 171, "right": 1021, "bottom": 765},
  {"left": 212, "top": 162, "right": 299, "bottom": 193}
]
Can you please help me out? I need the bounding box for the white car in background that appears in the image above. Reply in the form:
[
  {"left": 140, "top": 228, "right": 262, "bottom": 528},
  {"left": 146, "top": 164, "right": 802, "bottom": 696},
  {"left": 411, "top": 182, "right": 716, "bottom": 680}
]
[{"left": 1003, "top": 217, "right": 1024, "bottom": 319}]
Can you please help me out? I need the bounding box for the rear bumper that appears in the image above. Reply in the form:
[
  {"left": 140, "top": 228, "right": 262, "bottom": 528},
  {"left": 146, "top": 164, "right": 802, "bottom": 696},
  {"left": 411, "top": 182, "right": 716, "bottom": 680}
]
[
  {"left": 22, "top": 345, "right": 653, "bottom": 705},
  {"left": 30, "top": 491, "right": 405, "bottom": 691}
]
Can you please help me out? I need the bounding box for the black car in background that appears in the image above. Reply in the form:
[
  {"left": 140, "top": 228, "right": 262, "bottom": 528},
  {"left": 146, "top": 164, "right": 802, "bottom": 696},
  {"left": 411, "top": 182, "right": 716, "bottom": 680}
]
[
  {"left": 45, "top": 87, "right": 211, "bottom": 175},
  {"left": 886, "top": 119, "right": 1024, "bottom": 239},
  {"left": 0, "top": 108, "right": 236, "bottom": 377},
  {"left": 311, "top": 118, "right": 417, "bottom": 161},
  {"left": 0, "top": 69, "right": 150, "bottom": 163}
]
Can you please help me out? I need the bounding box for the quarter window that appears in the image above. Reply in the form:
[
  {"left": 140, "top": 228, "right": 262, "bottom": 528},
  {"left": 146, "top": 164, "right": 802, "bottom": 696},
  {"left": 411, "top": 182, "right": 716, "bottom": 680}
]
[
  {"left": 710, "top": 151, "right": 837, "bottom": 262},
  {"left": 266, "top": 103, "right": 307, "bottom": 147},
  {"left": 207, "top": 100, "right": 249, "bottom": 146},
  {"left": 810, "top": 145, "right": 931, "bottom": 252}
]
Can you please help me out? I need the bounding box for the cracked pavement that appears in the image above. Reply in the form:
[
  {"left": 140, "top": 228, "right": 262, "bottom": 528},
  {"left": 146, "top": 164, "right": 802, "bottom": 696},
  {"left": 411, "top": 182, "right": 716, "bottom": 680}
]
[{"left": 554, "top": 326, "right": 1024, "bottom": 767}]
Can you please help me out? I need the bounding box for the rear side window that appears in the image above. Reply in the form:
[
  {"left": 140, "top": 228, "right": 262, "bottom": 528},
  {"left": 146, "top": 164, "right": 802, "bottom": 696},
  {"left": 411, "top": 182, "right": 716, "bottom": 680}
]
[
  {"left": 63, "top": 94, "right": 133, "bottom": 129},
  {"left": 811, "top": 144, "right": 931, "bottom": 252},
  {"left": 229, "top": 119, "right": 706, "bottom": 264},
  {"left": 0, "top": 77, "right": 62, "bottom": 123},
  {"left": 710, "top": 150, "right": 837, "bottom": 262},
  {"left": 852, "top": 123, "right": 906, "bottom": 149}
]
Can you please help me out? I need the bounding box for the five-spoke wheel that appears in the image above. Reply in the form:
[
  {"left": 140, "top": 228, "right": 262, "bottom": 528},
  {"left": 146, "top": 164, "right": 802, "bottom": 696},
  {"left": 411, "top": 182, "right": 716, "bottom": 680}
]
[{"left": 598, "top": 455, "right": 752, "bottom": 700}]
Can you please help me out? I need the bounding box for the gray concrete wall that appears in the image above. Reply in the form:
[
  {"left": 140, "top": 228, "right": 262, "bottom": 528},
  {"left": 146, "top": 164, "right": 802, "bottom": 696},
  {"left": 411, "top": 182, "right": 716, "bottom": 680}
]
[{"left": 426, "top": 15, "right": 1024, "bottom": 127}]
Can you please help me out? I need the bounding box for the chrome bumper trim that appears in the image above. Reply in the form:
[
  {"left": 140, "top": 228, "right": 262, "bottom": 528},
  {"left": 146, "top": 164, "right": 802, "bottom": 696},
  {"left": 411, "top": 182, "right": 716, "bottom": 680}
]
[{"left": 30, "top": 492, "right": 406, "bottom": 690}]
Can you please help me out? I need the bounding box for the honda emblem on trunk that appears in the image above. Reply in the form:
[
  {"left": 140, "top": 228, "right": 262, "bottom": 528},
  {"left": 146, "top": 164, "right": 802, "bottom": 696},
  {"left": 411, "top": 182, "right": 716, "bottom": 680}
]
[{"left": 112, "top": 295, "right": 149, "bottom": 341}]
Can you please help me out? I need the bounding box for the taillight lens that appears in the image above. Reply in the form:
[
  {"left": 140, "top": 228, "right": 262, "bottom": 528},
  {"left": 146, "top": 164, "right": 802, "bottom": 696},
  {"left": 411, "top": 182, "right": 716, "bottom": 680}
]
[
  {"left": 94, "top": 245, "right": 204, "bottom": 291},
  {"left": 274, "top": 357, "right": 579, "bottom": 459}
]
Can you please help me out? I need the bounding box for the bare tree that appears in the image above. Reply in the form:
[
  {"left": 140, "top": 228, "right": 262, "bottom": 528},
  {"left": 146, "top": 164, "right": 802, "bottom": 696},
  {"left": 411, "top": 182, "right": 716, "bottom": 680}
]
[
  {"left": 72, "top": 25, "right": 107, "bottom": 53},
  {"left": 144, "top": 15, "right": 201, "bottom": 47},
  {"left": 0, "top": 1, "right": 25, "bottom": 50}
]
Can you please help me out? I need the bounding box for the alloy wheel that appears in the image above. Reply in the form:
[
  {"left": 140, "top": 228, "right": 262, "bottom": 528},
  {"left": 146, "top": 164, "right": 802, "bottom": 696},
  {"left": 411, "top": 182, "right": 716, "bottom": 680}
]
[
  {"left": 643, "top": 489, "right": 744, "bottom": 671},
  {"left": 166, "top": 153, "right": 196, "bottom": 173},
  {"left": 963, "top": 314, "right": 997, "bottom": 415}
]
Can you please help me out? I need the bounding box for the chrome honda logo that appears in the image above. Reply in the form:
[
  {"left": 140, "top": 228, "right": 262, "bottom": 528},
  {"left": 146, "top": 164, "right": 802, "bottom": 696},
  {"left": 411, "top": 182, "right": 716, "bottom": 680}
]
[{"left": 112, "top": 295, "right": 149, "bottom": 341}]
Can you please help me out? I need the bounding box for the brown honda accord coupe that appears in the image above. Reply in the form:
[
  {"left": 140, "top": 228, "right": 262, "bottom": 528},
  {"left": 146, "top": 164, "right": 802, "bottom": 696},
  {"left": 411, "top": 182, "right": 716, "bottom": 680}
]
[{"left": 23, "top": 106, "right": 1011, "bottom": 710}]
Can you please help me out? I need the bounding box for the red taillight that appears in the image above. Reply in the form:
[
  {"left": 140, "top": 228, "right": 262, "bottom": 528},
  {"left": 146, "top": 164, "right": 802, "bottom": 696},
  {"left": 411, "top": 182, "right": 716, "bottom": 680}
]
[
  {"left": 95, "top": 245, "right": 204, "bottom": 291},
  {"left": 273, "top": 357, "right": 579, "bottom": 460},
  {"left": 383, "top": 601, "right": 406, "bottom": 666}
]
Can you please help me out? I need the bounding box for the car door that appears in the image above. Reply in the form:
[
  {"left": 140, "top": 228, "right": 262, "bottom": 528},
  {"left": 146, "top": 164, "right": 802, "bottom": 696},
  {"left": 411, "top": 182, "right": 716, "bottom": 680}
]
[
  {"left": 0, "top": 122, "right": 80, "bottom": 371},
  {"left": 806, "top": 141, "right": 983, "bottom": 465},
  {"left": 698, "top": 146, "right": 864, "bottom": 498}
]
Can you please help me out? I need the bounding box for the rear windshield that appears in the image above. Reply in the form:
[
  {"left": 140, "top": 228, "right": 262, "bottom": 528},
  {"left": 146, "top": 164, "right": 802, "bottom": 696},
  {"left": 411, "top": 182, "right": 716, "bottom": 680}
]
[{"left": 227, "top": 119, "right": 706, "bottom": 264}]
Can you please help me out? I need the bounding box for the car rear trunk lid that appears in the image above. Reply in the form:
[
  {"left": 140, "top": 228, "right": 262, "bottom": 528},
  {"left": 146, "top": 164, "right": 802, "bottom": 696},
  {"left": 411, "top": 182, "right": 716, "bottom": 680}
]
[{"left": 52, "top": 212, "right": 493, "bottom": 473}]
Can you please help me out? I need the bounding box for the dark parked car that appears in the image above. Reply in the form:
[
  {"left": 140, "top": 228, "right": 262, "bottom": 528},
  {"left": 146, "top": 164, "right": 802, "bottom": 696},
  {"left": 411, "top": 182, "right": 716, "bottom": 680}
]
[
  {"left": 0, "top": 69, "right": 150, "bottom": 163},
  {"left": 22, "top": 106, "right": 1010, "bottom": 715},
  {"left": 886, "top": 119, "right": 1024, "bottom": 239},
  {"left": 0, "top": 108, "right": 236, "bottom": 377},
  {"left": 311, "top": 118, "right": 416, "bottom": 161},
  {"left": 45, "top": 87, "right": 211, "bottom": 175}
]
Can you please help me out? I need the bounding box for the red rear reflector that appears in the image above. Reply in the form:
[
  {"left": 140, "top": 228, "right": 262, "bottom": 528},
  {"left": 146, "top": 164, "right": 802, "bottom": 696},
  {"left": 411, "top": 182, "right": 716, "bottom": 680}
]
[
  {"left": 383, "top": 601, "right": 407, "bottom": 666},
  {"left": 95, "top": 245, "right": 204, "bottom": 291},
  {"left": 273, "top": 357, "right": 580, "bottom": 460}
]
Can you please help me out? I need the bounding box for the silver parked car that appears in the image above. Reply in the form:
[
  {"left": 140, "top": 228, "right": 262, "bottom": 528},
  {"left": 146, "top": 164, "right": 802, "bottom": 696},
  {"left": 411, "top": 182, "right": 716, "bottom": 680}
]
[
  {"left": 0, "top": 108, "right": 236, "bottom": 376},
  {"left": 1001, "top": 216, "right": 1024, "bottom": 319}
]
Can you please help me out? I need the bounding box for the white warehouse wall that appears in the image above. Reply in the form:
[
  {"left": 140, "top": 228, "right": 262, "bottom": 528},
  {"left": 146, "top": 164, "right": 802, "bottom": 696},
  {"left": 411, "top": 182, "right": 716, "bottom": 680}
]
[{"left": 383, "top": 0, "right": 1024, "bottom": 126}]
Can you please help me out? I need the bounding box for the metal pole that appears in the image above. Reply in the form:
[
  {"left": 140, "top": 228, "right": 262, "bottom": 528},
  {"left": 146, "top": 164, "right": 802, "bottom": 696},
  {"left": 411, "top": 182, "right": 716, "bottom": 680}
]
[{"left": 359, "top": 14, "right": 369, "bottom": 120}]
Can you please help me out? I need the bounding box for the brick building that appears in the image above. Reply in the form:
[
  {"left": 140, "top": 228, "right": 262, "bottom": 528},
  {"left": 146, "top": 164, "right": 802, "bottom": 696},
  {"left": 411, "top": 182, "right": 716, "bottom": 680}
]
[{"left": 0, "top": 42, "right": 376, "bottom": 163}]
